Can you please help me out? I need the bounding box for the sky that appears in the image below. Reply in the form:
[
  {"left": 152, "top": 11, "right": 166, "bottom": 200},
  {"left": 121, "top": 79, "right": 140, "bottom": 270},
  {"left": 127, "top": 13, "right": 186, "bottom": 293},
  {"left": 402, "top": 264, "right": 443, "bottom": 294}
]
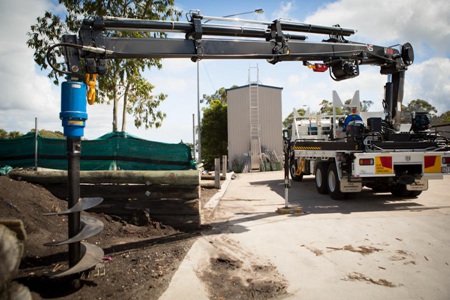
[{"left": 0, "top": 0, "right": 449, "bottom": 143}]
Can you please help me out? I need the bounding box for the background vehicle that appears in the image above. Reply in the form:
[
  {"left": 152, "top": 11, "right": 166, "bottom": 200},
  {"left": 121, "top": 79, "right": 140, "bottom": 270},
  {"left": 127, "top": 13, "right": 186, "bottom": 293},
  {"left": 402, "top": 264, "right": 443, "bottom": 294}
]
[{"left": 288, "top": 90, "right": 450, "bottom": 199}]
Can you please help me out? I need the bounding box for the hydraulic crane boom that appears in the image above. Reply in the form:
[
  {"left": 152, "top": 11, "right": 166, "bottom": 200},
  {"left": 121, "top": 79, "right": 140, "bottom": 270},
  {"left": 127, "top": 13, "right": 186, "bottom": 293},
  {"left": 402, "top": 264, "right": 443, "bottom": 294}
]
[
  {"left": 60, "top": 13, "right": 413, "bottom": 74},
  {"left": 51, "top": 12, "right": 414, "bottom": 126}
]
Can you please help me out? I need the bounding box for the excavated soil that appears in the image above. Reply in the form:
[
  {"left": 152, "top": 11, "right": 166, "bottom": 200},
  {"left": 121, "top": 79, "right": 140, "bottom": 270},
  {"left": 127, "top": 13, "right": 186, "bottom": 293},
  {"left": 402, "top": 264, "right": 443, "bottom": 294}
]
[
  {"left": 1, "top": 174, "right": 286, "bottom": 300},
  {"left": 0, "top": 176, "right": 217, "bottom": 299}
]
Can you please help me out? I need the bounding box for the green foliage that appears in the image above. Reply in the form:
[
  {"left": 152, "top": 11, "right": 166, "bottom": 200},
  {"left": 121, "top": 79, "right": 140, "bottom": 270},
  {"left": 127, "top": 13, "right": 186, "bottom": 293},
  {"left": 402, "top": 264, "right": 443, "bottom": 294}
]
[
  {"left": 361, "top": 100, "right": 374, "bottom": 112},
  {"left": 434, "top": 111, "right": 450, "bottom": 124},
  {"left": 202, "top": 86, "right": 237, "bottom": 105},
  {"left": 320, "top": 99, "right": 344, "bottom": 115},
  {"left": 28, "top": 129, "right": 65, "bottom": 139},
  {"left": 0, "top": 129, "right": 7, "bottom": 139},
  {"left": 0, "top": 129, "right": 65, "bottom": 139},
  {"left": 286, "top": 97, "right": 372, "bottom": 126},
  {"left": 0, "top": 130, "right": 22, "bottom": 139},
  {"left": 399, "top": 99, "right": 437, "bottom": 124},
  {"left": 26, "top": 0, "right": 181, "bottom": 132},
  {"left": 125, "top": 76, "right": 167, "bottom": 130},
  {"left": 405, "top": 99, "right": 438, "bottom": 116},
  {"left": 201, "top": 100, "right": 228, "bottom": 170},
  {"left": 343, "top": 99, "right": 373, "bottom": 113},
  {"left": 282, "top": 108, "right": 306, "bottom": 128}
]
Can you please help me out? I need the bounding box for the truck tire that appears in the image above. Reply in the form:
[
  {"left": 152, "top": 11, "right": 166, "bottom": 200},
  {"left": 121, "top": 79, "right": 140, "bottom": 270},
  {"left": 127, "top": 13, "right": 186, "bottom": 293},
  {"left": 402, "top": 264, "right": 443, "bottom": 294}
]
[
  {"left": 315, "top": 162, "right": 328, "bottom": 194},
  {"left": 391, "top": 184, "right": 422, "bottom": 197},
  {"left": 327, "top": 163, "right": 346, "bottom": 200},
  {"left": 408, "top": 191, "right": 422, "bottom": 197},
  {"left": 290, "top": 158, "right": 303, "bottom": 181},
  {"left": 390, "top": 184, "right": 409, "bottom": 197}
]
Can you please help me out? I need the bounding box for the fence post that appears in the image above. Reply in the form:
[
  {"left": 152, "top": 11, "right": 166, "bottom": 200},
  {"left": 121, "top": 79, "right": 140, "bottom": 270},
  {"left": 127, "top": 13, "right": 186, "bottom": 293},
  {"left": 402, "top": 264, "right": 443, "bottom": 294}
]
[
  {"left": 215, "top": 158, "right": 221, "bottom": 189},
  {"left": 221, "top": 155, "right": 227, "bottom": 177},
  {"left": 34, "top": 117, "right": 38, "bottom": 170}
]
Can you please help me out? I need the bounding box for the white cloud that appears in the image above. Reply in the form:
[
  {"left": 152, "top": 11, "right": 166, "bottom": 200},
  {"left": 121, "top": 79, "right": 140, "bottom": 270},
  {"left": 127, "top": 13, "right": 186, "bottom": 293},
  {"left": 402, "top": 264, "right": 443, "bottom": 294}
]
[
  {"left": 272, "top": 1, "right": 297, "bottom": 20},
  {"left": 298, "top": 0, "right": 450, "bottom": 116},
  {"left": 405, "top": 57, "right": 450, "bottom": 113},
  {"left": 0, "top": 0, "right": 61, "bottom": 134},
  {"left": 305, "top": 0, "right": 450, "bottom": 57}
]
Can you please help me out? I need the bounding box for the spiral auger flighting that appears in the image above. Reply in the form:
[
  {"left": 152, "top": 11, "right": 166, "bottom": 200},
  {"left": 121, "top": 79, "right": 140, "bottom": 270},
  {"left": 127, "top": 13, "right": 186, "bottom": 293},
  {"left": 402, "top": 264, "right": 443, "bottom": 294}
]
[
  {"left": 45, "top": 79, "right": 105, "bottom": 280},
  {"left": 44, "top": 197, "right": 104, "bottom": 278}
]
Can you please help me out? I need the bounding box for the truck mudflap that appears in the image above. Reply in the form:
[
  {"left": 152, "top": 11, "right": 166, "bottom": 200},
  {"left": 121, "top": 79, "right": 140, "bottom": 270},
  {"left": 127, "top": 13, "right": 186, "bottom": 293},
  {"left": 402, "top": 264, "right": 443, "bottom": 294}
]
[
  {"left": 340, "top": 178, "right": 362, "bottom": 193},
  {"left": 406, "top": 179, "right": 428, "bottom": 191}
]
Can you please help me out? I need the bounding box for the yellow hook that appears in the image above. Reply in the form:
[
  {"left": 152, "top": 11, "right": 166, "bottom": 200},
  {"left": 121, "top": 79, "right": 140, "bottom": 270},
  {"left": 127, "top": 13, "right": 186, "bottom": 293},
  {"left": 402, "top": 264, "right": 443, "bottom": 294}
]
[{"left": 86, "top": 73, "right": 98, "bottom": 105}]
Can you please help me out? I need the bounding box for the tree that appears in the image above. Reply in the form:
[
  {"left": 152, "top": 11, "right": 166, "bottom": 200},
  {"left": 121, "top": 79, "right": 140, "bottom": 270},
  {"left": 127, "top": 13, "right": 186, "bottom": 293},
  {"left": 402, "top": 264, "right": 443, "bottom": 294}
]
[
  {"left": 435, "top": 111, "right": 450, "bottom": 124},
  {"left": 405, "top": 99, "right": 437, "bottom": 116},
  {"left": 320, "top": 99, "right": 344, "bottom": 115},
  {"left": 0, "top": 129, "right": 7, "bottom": 139},
  {"left": 361, "top": 100, "right": 374, "bottom": 112},
  {"left": 282, "top": 108, "right": 306, "bottom": 128},
  {"left": 202, "top": 86, "right": 237, "bottom": 105},
  {"left": 319, "top": 99, "right": 332, "bottom": 115},
  {"left": 201, "top": 100, "right": 228, "bottom": 170},
  {"left": 28, "top": 129, "right": 65, "bottom": 139},
  {"left": 399, "top": 99, "right": 437, "bottom": 124},
  {"left": 0, "top": 129, "right": 21, "bottom": 139},
  {"left": 27, "top": 0, "right": 181, "bottom": 133}
]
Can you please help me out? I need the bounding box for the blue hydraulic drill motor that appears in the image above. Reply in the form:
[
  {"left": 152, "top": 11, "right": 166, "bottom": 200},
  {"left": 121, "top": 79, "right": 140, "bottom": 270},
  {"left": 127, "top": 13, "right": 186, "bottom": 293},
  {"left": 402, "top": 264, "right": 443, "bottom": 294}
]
[{"left": 60, "top": 80, "right": 88, "bottom": 138}]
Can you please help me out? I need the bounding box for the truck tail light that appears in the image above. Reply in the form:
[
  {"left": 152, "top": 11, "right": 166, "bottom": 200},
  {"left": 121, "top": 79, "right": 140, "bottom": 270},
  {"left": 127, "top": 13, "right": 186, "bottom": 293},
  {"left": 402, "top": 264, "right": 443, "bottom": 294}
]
[
  {"left": 312, "top": 63, "right": 328, "bottom": 72},
  {"left": 306, "top": 62, "right": 328, "bottom": 72},
  {"left": 443, "top": 157, "right": 450, "bottom": 165},
  {"left": 359, "top": 158, "right": 374, "bottom": 165}
]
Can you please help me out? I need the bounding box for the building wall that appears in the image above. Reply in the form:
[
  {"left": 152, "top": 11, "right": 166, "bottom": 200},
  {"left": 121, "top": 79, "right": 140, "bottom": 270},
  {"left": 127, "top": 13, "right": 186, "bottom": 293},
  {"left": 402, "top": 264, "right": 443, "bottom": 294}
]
[{"left": 227, "top": 84, "right": 283, "bottom": 169}]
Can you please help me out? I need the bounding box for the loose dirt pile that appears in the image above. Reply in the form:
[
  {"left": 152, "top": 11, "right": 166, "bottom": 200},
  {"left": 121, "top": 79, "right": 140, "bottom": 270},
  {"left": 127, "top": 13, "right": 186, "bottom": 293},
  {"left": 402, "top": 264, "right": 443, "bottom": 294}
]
[
  {"left": 0, "top": 176, "right": 200, "bottom": 299},
  {"left": 1, "top": 175, "right": 287, "bottom": 300}
]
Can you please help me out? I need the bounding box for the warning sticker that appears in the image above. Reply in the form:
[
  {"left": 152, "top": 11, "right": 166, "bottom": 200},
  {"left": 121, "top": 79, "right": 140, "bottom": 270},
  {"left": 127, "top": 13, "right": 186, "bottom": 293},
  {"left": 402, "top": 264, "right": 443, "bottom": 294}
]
[
  {"left": 68, "top": 120, "right": 84, "bottom": 125},
  {"left": 424, "top": 156, "right": 441, "bottom": 173},
  {"left": 375, "top": 156, "right": 393, "bottom": 174}
]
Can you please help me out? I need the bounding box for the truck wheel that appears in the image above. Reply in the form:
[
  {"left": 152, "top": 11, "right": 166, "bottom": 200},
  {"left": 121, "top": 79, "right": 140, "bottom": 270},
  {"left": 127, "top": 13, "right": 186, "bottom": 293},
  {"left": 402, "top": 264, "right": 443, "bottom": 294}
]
[
  {"left": 408, "top": 191, "right": 422, "bottom": 197},
  {"left": 315, "top": 162, "right": 328, "bottom": 194},
  {"left": 390, "top": 184, "right": 409, "bottom": 197},
  {"left": 391, "top": 184, "right": 422, "bottom": 197},
  {"left": 290, "top": 158, "right": 303, "bottom": 182},
  {"left": 327, "top": 163, "right": 346, "bottom": 200}
]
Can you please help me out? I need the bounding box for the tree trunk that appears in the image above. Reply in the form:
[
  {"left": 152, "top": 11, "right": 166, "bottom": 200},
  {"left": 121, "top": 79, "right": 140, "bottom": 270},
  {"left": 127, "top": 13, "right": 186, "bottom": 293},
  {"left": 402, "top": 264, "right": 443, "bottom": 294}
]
[
  {"left": 113, "top": 90, "right": 118, "bottom": 132},
  {"left": 112, "top": 61, "right": 121, "bottom": 132},
  {"left": 121, "top": 82, "right": 130, "bottom": 132}
]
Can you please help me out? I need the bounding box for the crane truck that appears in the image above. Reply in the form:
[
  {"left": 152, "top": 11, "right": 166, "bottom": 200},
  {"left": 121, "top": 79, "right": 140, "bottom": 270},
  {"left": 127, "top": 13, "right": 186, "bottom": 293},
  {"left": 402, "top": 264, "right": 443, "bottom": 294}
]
[{"left": 287, "top": 89, "right": 450, "bottom": 200}]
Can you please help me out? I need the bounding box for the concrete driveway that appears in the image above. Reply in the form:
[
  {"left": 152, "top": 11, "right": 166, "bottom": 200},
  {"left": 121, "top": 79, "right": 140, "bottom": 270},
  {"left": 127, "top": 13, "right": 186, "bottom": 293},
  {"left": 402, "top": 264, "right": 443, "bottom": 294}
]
[{"left": 161, "top": 171, "right": 450, "bottom": 300}]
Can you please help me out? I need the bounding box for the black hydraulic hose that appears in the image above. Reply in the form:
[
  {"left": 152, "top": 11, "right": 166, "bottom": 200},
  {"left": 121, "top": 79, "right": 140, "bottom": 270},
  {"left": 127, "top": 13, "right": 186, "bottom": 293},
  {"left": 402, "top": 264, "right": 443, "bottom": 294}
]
[{"left": 46, "top": 43, "right": 84, "bottom": 76}]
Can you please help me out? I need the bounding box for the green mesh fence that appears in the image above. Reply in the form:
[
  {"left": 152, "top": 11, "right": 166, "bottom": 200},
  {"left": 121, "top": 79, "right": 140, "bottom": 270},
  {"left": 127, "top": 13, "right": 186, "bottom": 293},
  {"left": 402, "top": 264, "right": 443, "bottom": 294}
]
[{"left": 0, "top": 132, "right": 196, "bottom": 171}]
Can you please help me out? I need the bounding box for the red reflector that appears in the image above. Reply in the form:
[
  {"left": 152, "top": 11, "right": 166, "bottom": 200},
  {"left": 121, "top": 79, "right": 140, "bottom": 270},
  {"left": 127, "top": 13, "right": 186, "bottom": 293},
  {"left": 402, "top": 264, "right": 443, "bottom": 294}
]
[
  {"left": 443, "top": 157, "right": 450, "bottom": 165},
  {"left": 359, "top": 158, "right": 374, "bottom": 165},
  {"left": 424, "top": 156, "right": 437, "bottom": 168},
  {"left": 385, "top": 48, "right": 394, "bottom": 55},
  {"left": 312, "top": 63, "right": 328, "bottom": 72},
  {"left": 379, "top": 156, "right": 392, "bottom": 168}
]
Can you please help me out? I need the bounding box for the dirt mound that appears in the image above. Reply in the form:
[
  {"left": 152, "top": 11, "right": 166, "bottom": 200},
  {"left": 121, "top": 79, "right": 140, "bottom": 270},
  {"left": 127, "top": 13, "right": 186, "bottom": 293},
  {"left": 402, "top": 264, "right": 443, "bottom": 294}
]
[{"left": 0, "top": 176, "right": 198, "bottom": 299}]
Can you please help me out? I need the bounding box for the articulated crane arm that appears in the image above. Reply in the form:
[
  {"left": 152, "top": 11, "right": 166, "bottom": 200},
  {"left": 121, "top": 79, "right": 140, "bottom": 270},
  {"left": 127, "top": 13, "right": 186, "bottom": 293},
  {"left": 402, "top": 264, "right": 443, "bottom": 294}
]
[
  {"left": 49, "top": 12, "right": 414, "bottom": 125},
  {"left": 56, "top": 13, "right": 414, "bottom": 75}
]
